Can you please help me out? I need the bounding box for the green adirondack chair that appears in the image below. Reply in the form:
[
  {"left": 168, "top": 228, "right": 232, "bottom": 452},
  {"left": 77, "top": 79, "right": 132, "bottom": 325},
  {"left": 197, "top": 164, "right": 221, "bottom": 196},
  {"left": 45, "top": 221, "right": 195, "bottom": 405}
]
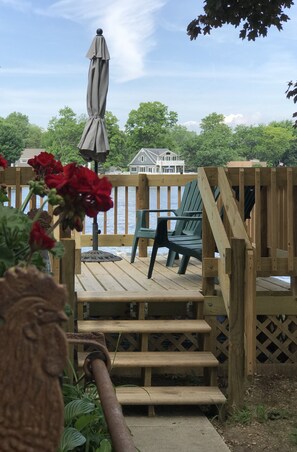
[
  {"left": 147, "top": 186, "right": 254, "bottom": 279},
  {"left": 130, "top": 179, "right": 202, "bottom": 265}
]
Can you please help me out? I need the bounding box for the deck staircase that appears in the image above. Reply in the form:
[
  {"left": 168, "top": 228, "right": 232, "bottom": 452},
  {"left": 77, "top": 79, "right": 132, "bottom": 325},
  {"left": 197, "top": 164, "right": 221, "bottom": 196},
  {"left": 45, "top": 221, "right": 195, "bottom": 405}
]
[{"left": 76, "top": 291, "right": 226, "bottom": 411}]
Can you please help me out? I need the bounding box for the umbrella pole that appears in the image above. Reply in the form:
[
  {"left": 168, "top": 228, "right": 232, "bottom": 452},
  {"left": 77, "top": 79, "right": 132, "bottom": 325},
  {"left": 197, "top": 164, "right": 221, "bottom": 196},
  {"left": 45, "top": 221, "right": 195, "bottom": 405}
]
[{"left": 92, "top": 161, "right": 99, "bottom": 251}]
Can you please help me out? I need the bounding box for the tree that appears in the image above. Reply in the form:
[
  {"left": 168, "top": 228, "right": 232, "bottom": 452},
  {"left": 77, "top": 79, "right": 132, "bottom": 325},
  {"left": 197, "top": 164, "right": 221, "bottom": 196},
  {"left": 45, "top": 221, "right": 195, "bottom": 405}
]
[
  {"left": 187, "top": 0, "right": 294, "bottom": 41},
  {"left": 0, "top": 120, "right": 23, "bottom": 163},
  {"left": 125, "top": 102, "right": 178, "bottom": 159},
  {"left": 232, "top": 124, "right": 266, "bottom": 160},
  {"left": 232, "top": 121, "right": 294, "bottom": 165},
  {"left": 25, "top": 124, "right": 44, "bottom": 148},
  {"left": 5, "top": 112, "right": 30, "bottom": 148},
  {"left": 168, "top": 125, "right": 200, "bottom": 171},
  {"left": 196, "top": 113, "right": 235, "bottom": 166},
  {"left": 104, "top": 111, "right": 128, "bottom": 169},
  {"left": 286, "top": 81, "right": 297, "bottom": 127},
  {"left": 42, "top": 107, "right": 86, "bottom": 164}
]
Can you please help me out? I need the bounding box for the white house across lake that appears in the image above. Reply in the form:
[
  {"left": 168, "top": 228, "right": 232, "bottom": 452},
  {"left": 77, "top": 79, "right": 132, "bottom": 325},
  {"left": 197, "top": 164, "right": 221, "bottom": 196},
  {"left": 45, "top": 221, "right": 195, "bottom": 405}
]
[{"left": 129, "top": 148, "right": 185, "bottom": 174}]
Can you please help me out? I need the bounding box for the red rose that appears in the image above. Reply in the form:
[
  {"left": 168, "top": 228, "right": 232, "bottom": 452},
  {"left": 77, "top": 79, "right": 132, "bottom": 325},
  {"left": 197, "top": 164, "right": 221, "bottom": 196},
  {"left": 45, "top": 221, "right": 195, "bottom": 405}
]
[
  {"left": 0, "top": 155, "right": 8, "bottom": 169},
  {"left": 29, "top": 222, "right": 56, "bottom": 251},
  {"left": 28, "top": 152, "right": 63, "bottom": 178}
]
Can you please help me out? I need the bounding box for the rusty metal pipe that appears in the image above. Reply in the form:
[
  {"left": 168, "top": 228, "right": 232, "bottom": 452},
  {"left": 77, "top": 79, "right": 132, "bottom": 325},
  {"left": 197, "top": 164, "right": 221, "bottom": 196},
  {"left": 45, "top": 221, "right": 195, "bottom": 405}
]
[{"left": 91, "top": 358, "right": 136, "bottom": 452}]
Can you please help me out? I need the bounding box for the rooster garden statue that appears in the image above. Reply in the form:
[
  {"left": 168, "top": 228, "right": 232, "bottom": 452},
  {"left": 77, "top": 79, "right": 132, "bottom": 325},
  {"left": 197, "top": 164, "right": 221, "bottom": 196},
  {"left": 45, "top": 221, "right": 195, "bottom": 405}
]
[{"left": 0, "top": 266, "right": 68, "bottom": 451}]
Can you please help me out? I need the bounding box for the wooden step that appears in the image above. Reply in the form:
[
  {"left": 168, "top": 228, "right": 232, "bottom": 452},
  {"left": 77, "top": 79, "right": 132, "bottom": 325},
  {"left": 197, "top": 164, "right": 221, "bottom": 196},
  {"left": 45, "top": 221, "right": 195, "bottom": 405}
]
[
  {"left": 116, "top": 386, "right": 226, "bottom": 405},
  {"left": 77, "top": 319, "right": 211, "bottom": 334},
  {"left": 78, "top": 351, "right": 218, "bottom": 368},
  {"left": 77, "top": 290, "right": 204, "bottom": 304}
]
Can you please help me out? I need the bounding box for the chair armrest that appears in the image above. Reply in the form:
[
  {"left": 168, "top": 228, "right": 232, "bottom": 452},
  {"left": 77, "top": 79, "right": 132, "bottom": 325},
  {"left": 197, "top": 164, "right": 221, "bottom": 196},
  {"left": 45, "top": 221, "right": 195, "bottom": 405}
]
[
  {"left": 136, "top": 209, "right": 178, "bottom": 229},
  {"left": 154, "top": 215, "right": 202, "bottom": 243},
  {"left": 137, "top": 208, "right": 177, "bottom": 214},
  {"left": 157, "top": 215, "right": 202, "bottom": 223},
  {"left": 183, "top": 210, "right": 202, "bottom": 215}
]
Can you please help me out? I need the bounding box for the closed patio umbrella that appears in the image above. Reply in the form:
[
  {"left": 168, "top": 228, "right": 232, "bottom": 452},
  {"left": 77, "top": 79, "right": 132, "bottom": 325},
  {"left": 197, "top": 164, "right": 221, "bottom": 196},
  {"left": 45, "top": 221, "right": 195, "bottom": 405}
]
[
  {"left": 78, "top": 29, "right": 121, "bottom": 262},
  {"left": 78, "top": 28, "right": 110, "bottom": 162}
]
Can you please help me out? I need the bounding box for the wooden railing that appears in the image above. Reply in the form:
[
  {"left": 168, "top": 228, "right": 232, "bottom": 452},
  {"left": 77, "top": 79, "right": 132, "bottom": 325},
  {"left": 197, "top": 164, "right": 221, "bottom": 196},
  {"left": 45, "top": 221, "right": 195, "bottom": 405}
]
[
  {"left": 1, "top": 168, "right": 197, "bottom": 251},
  {"left": 4, "top": 167, "right": 297, "bottom": 274},
  {"left": 200, "top": 166, "right": 297, "bottom": 277},
  {"left": 198, "top": 166, "right": 297, "bottom": 385},
  {"left": 78, "top": 173, "right": 198, "bottom": 254}
]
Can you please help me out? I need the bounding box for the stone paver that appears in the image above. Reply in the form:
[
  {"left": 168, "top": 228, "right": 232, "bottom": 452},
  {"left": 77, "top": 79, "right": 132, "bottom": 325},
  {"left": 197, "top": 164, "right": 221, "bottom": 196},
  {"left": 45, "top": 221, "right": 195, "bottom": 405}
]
[{"left": 125, "top": 407, "right": 231, "bottom": 452}]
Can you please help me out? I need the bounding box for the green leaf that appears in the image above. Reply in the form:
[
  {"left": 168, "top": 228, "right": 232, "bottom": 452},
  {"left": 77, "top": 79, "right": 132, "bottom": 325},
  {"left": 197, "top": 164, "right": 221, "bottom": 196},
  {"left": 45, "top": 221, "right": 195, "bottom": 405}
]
[
  {"left": 75, "top": 413, "right": 97, "bottom": 431},
  {"left": 96, "top": 439, "right": 112, "bottom": 452},
  {"left": 50, "top": 240, "right": 65, "bottom": 258},
  {"left": 59, "top": 427, "right": 86, "bottom": 452},
  {"left": 64, "top": 399, "right": 95, "bottom": 424}
]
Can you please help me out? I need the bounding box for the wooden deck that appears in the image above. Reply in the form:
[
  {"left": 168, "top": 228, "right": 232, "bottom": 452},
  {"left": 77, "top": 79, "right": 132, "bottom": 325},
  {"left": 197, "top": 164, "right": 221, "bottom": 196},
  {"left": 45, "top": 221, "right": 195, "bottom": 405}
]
[{"left": 75, "top": 254, "right": 290, "bottom": 298}]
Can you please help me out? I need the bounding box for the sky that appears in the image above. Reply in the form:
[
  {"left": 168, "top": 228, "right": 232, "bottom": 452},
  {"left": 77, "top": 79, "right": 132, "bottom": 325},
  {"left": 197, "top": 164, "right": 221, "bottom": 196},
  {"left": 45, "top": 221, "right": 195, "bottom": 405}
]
[{"left": 0, "top": 0, "right": 297, "bottom": 132}]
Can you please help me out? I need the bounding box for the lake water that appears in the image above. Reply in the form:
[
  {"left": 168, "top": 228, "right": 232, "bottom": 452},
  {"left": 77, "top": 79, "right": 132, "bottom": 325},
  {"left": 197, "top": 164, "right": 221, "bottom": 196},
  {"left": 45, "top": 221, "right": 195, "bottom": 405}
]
[
  {"left": 9, "top": 186, "right": 181, "bottom": 257},
  {"left": 84, "top": 186, "right": 181, "bottom": 256}
]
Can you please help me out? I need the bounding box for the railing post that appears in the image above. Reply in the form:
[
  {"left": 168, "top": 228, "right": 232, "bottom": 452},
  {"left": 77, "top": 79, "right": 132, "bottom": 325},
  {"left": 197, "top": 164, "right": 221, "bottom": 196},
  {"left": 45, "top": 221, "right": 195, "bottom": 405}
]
[
  {"left": 60, "top": 238, "right": 76, "bottom": 382},
  {"left": 244, "top": 249, "right": 256, "bottom": 376},
  {"left": 137, "top": 174, "right": 149, "bottom": 257},
  {"left": 228, "top": 238, "right": 245, "bottom": 411},
  {"left": 60, "top": 238, "right": 76, "bottom": 332}
]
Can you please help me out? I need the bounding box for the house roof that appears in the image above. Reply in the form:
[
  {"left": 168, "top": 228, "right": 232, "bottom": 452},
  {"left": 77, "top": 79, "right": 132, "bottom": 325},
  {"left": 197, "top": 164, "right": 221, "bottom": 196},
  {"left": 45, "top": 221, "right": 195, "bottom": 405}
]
[
  {"left": 129, "top": 148, "right": 175, "bottom": 166},
  {"left": 15, "top": 148, "right": 45, "bottom": 167}
]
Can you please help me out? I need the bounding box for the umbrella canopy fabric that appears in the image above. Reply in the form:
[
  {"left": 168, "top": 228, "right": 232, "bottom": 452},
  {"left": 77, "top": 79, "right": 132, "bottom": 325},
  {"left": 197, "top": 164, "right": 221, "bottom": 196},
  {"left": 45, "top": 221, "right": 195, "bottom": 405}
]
[{"left": 78, "top": 30, "right": 110, "bottom": 162}]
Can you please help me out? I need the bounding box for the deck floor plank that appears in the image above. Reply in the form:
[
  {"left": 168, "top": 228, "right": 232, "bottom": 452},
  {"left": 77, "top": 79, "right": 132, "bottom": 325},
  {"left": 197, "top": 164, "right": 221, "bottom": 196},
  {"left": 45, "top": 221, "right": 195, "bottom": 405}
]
[
  {"left": 76, "top": 263, "right": 106, "bottom": 292},
  {"left": 76, "top": 254, "right": 290, "bottom": 296},
  {"left": 131, "top": 257, "right": 200, "bottom": 291},
  {"left": 85, "top": 262, "right": 125, "bottom": 291},
  {"left": 98, "top": 260, "right": 149, "bottom": 292},
  {"left": 110, "top": 258, "right": 170, "bottom": 292}
]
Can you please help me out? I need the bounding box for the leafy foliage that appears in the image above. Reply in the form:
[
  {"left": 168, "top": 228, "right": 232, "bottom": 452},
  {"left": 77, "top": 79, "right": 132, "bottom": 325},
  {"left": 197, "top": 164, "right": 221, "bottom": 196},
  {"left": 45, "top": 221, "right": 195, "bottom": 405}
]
[
  {"left": 125, "top": 101, "right": 178, "bottom": 161},
  {"left": 286, "top": 81, "right": 297, "bottom": 127},
  {"left": 169, "top": 125, "right": 200, "bottom": 171},
  {"left": 232, "top": 122, "right": 295, "bottom": 166},
  {"left": 104, "top": 111, "right": 127, "bottom": 170},
  {"left": 25, "top": 124, "right": 44, "bottom": 148},
  {"left": 0, "top": 120, "right": 23, "bottom": 163},
  {"left": 196, "top": 113, "right": 235, "bottom": 166},
  {"left": 187, "top": 0, "right": 294, "bottom": 41},
  {"left": 0, "top": 202, "right": 64, "bottom": 277},
  {"left": 42, "top": 107, "right": 87, "bottom": 164},
  {"left": 59, "top": 383, "right": 112, "bottom": 452}
]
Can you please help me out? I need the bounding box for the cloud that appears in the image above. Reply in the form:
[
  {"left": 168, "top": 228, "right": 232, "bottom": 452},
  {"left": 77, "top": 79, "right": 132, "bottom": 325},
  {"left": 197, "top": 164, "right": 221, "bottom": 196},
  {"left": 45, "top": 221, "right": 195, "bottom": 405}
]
[
  {"left": 224, "top": 114, "right": 246, "bottom": 126},
  {"left": 224, "top": 113, "right": 262, "bottom": 127},
  {"left": 182, "top": 114, "right": 264, "bottom": 132},
  {"left": 35, "top": 0, "right": 167, "bottom": 82},
  {"left": 181, "top": 120, "right": 200, "bottom": 132}
]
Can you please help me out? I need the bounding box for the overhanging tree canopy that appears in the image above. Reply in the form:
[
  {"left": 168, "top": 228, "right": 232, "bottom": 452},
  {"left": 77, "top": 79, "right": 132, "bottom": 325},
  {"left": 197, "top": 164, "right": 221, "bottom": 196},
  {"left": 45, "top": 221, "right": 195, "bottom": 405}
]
[
  {"left": 187, "top": 1, "right": 296, "bottom": 125},
  {"left": 187, "top": 0, "right": 294, "bottom": 41}
]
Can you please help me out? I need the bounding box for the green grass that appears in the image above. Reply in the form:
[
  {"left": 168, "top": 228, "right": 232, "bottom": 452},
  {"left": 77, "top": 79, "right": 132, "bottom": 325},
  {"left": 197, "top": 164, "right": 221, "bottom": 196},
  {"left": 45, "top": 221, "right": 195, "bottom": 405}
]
[
  {"left": 228, "top": 405, "right": 290, "bottom": 425},
  {"left": 229, "top": 406, "right": 253, "bottom": 425}
]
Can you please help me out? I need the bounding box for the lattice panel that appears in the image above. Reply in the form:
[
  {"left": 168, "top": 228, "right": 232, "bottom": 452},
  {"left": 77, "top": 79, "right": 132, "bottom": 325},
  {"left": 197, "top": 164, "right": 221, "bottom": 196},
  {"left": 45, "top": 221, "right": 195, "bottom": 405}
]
[
  {"left": 104, "top": 333, "right": 200, "bottom": 352},
  {"left": 212, "top": 315, "right": 297, "bottom": 365},
  {"left": 256, "top": 315, "right": 297, "bottom": 363},
  {"left": 148, "top": 333, "right": 200, "bottom": 352},
  {"left": 214, "top": 317, "right": 229, "bottom": 363},
  {"left": 105, "top": 333, "right": 139, "bottom": 352}
]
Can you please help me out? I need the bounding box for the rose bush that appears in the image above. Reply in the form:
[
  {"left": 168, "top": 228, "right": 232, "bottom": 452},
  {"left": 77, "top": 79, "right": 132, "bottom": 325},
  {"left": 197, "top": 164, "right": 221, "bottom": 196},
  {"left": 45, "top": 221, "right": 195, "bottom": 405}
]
[{"left": 0, "top": 152, "right": 113, "bottom": 276}]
